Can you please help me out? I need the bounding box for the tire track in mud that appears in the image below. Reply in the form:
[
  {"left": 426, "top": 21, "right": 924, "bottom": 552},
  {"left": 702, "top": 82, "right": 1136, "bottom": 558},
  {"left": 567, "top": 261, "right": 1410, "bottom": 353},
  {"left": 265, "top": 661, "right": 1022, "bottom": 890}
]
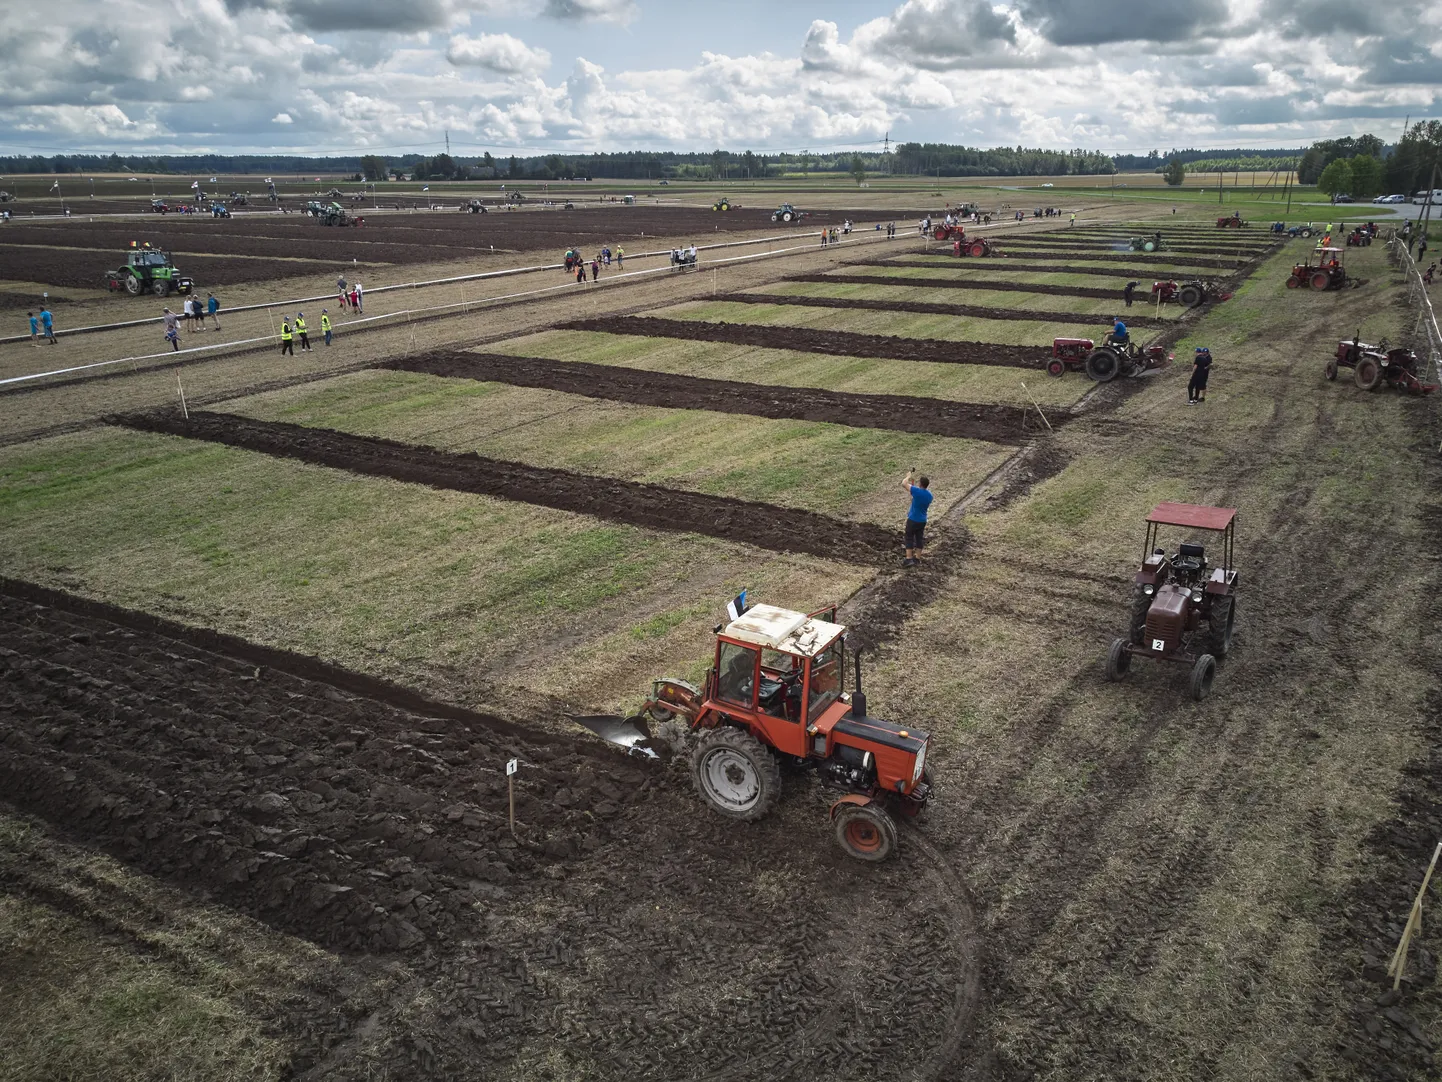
[
  {"left": 382, "top": 349, "right": 1065, "bottom": 445},
  {"left": 717, "top": 291, "right": 1166, "bottom": 327},
  {"left": 559, "top": 316, "right": 1050, "bottom": 369},
  {"left": 786, "top": 272, "right": 1128, "bottom": 301},
  {"left": 109, "top": 409, "right": 900, "bottom": 564}
]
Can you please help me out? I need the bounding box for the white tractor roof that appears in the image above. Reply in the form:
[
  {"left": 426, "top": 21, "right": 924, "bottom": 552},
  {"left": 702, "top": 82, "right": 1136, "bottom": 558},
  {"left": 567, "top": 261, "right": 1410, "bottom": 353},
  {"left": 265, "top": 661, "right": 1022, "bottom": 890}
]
[{"left": 723, "top": 604, "right": 846, "bottom": 658}]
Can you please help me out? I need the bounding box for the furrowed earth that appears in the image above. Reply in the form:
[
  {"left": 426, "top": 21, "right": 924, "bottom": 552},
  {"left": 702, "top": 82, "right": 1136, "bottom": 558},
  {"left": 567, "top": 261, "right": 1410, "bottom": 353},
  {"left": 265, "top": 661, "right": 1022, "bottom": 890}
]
[{"left": 1, "top": 193, "right": 1439, "bottom": 1082}]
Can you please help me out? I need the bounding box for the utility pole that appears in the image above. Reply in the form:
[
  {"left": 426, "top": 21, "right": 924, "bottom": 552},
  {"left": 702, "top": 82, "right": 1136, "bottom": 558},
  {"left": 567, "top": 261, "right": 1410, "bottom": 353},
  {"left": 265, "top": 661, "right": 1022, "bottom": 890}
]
[{"left": 445, "top": 130, "right": 450, "bottom": 156}]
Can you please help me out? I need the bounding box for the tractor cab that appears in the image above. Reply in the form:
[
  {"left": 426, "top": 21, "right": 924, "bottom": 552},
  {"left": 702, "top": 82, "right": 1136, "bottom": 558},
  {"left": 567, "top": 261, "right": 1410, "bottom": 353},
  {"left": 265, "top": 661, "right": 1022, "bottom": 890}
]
[
  {"left": 128, "top": 246, "right": 171, "bottom": 268},
  {"left": 1288, "top": 246, "right": 1346, "bottom": 290}
]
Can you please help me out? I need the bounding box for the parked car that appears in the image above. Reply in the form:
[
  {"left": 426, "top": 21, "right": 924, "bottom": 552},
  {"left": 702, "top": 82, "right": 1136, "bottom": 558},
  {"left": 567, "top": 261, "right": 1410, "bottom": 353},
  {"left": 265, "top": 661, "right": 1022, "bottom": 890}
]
[
  {"left": 1373, "top": 194, "right": 1406, "bottom": 203},
  {"left": 1331, "top": 194, "right": 1354, "bottom": 204}
]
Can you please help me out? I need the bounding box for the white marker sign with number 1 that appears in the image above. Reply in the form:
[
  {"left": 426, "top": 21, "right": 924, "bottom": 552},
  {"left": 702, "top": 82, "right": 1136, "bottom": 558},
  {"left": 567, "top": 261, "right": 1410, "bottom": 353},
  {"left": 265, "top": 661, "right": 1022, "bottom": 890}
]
[{"left": 506, "top": 758, "right": 518, "bottom": 776}]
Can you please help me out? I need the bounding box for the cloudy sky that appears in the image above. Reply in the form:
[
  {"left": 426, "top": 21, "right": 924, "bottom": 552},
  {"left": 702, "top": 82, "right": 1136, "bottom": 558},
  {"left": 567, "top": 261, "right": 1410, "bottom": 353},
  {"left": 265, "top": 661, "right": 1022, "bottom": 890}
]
[{"left": 0, "top": 0, "right": 1437, "bottom": 158}]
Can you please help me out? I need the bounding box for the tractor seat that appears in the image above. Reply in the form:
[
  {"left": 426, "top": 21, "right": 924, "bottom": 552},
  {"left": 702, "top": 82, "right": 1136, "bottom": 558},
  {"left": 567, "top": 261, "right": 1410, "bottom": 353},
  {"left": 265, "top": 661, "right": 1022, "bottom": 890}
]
[
  {"left": 758, "top": 676, "right": 786, "bottom": 706},
  {"left": 1178, "top": 541, "right": 1205, "bottom": 560}
]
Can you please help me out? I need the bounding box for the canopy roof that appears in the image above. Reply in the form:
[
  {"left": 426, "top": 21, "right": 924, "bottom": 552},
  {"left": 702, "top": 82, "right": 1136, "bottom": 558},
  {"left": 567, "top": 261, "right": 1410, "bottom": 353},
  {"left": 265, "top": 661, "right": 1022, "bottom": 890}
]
[
  {"left": 724, "top": 603, "right": 845, "bottom": 658},
  {"left": 1146, "top": 502, "right": 1237, "bottom": 531}
]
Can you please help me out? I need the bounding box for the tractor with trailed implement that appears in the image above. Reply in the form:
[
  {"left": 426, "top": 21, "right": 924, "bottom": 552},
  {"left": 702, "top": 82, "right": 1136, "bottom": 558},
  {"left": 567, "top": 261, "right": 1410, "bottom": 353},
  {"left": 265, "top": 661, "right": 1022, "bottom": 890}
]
[
  {"left": 1105, "top": 503, "right": 1238, "bottom": 701},
  {"left": 573, "top": 600, "right": 932, "bottom": 861},
  {"left": 1150, "top": 279, "right": 1208, "bottom": 307},
  {"left": 1286, "top": 246, "right": 1347, "bottom": 290},
  {"left": 1216, "top": 213, "right": 1245, "bottom": 228},
  {"left": 771, "top": 203, "right": 806, "bottom": 224},
  {"left": 944, "top": 226, "right": 997, "bottom": 257},
  {"left": 1062, "top": 334, "right": 1171, "bottom": 382},
  {"left": 105, "top": 242, "right": 194, "bottom": 297},
  {"left": 1129, "top": 234, "right": 1165, "bottom": 252},
  {"left": 1328, "top": 337, "right": 1436, "bottom": 394}
]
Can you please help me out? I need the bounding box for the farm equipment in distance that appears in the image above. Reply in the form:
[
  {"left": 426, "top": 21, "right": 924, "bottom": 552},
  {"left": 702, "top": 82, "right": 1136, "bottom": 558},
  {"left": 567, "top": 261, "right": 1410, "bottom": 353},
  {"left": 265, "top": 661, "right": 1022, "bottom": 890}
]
[
  {"left": 305, "top": 200, "right": 355, "bottom": 226},
  {"left": 1346, "top": 226, "right": 1375, "bottom": 247},
  {"left": 771, "top": 203, "right": 806, "bottom": 224},
  {"left": 1130, "top": 235, "right": 1166, "bottom": 252},
  {"left": 229, "top": 192, "right": 248, "bottom": 206},
  {"left": 150, "top": 199, "right": 169, "bottom": 214},
  {"left": 209, "top": 203, "right": 231, "bottom": 218},
  {"left": 506, "top": 190, "right": 527, "bottom": 203},
  {"left": 1270, "top": 222, "right": 1315, "bottom": 238},
  {"left": 1150, "top": 279, "right": 1208, "bottom": 307},
  {"left": 462, "top": 199, "right": 488, "bottom": 214},
  {"left": 945, "top": 226, "right": 996, "bottom": 257},
  {"left": 572, "top": 601, "right": 932, "bottom": 861},
  {"left": 1327, "top": 337, "right": 1436, "bottom": 394},
  {"left": 1216, "top": 213, "right": 1245, "bottom": 228},
  {"left": 1105, "top": 502, "right": 1238, "bottom": 701},
  {"left": 105, "top": 242, "right": 194, "bottom": 297},
  {"left": 1286, "top": 246, "right": 1347, "bottom": 290},
  {"left": 1066, "top": 334, "right": 1171, "bottom": 382},
  {"left": 712, "top": 197, "right": 736, "bottom": 211}
]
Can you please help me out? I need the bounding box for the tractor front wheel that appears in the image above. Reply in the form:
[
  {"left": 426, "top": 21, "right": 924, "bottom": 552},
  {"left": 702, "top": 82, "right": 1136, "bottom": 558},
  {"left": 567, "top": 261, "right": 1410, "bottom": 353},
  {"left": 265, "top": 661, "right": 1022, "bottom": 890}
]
[
  {"left": 123, "top": 275, "right": 142, "bottom": 296},
  {"left": 1105, "top": 638, "right": 1132, "bottom": 682},
  {"left": 1206, "top": 596, "right": 1235, "bottom": 658},
  {"left": 151, "top": 280, "right": 169, "bottom": 296},
  {"left": 1129, "top": 587, "right": 1152, "bottom": 644},
  {"left": 1189, "top": 654, "right": 1217, "bottom": 701},
  {"left": 1047, "top": 359, "right": 1066, "bottom": 377},
  {"left": 1285, "top": 275, "right": 1301, "bottom": 289},
  {"left": 1355, "top": 357, "right": 1382, "bottom": 391},
  {"left": 691, "top": 726, "right": 780, "bottom": 821},
  {"left": 1178, "top": 285, "right": 1204, "bottom": 307},
  {"left": 833, "top": 802, "right": 897, "bottom": 862},
  {"left": 1325, "top": 359, "right": 1338, "bottom": 381},
  {"left": 1085, "top": 347, "right": 1120, "bottom": 382}
]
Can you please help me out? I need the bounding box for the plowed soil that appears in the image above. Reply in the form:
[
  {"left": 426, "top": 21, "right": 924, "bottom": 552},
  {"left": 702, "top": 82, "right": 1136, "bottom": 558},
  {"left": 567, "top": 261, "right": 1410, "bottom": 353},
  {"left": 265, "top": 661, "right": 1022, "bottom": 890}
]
[
  {"left": 0, "top": 246, "right": 338, "bottom": 290},
  {"left": 847, "top": 258, "right": 1219, "bottom": 279},
  {"left": 110, "top": 410, "right": 900, "bottom": 564},
  {"left": 787, "top": 272, "right": 1131, "bottom": 300},
  {"left": 0, "top": 579, "right": 979, "bottom": 1080},
  {"left": 384, "top": 349, "right": 1066, "bottom": 444},
  {"left": 560, "top": 316, "right": 1051, "bottom": 369},
  {"left": 720, "top": 290, "right": 1165, "bottom": 326}
]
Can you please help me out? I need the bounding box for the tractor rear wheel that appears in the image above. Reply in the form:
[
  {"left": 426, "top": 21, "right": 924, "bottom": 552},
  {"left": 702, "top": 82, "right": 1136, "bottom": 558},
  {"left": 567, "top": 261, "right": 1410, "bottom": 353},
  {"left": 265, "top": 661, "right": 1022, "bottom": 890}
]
[
  {"left": 833, "top": 802, "right": 897, "bottom": 862},
  {"left": 933, "top": 226, "right": 949, "bottom": 240},
  {"left": 1299, "top": 228, "right": 1312, "bottom": 238},
  {"left": 1354, "top": 357, "right": 1382, "bottom": 391},
  {"left": 781, "top": 211, "right": 793, "bottom": 223},
  {"left": 1285, "top": 276, "right": 1301, "bottom": 289},
  {"left": 691, "top": 726, "right": 780, "bottom": 821},
  {"left": 1206, "top": 596, "right": 1235, "bottom": 658},
  {"left": 1105, "top": 638, "right": 1132, "bottom": 682},
  {"left": 1178, "top": 285, "right": 1204, "bottom": 307},
  {"left": 1047, "top": 359, "right": 1066, "bottom": 377},
  {"left": 1189, "top": 654, "right": 1217, "bottom": 701},
  {"left": 1084, "top": 347, "right": 1121, "bottom": 382},
  {"left": 1325, "top": 359, "right": 1338, "bottom": 381},
  {"left": 1310, "top": 270, "right": 1331, "bottom": 290},
  {"left": 1129, "top": 586, "right": 1152, "bottom": 644},
  {"left": 1143, "top": 240, "right": 1156, "bottom": 252},
  {"left": 151, "top": 279, "right": 169, "bottom": 296},
  {"left": 968, "top": 240, "right": 986, "bottom": 257},
  {"left": 123, "top": 275, "right": 142, "bottom": 295}
]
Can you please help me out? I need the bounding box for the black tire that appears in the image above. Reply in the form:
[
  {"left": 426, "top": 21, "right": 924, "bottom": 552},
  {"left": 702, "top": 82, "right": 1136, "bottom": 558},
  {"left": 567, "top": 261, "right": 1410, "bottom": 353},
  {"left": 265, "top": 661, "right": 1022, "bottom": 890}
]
[
  {"left": 1354, "top": 357, "right": 1382, "bottom": 391},
  {"left": 1206, "top": 595, "right": 1235, "bottom": 658},
  {"left": 1047, "top": 359, "right": 1066, "bottom": 377},
  {"left": 1299, "top": 228, "right": 1312, "bottom": 238},
  {"left": 1178, "top": 284, "right": 1204, "bottom": 307},
  {"left": 1189, "top": 654, "right": 1217, "bottom": 701},
  {"left": 1325, "top": 359, "right": 1338, "bottom": 381},
  {"left": 1129, "top": 586, "right": 1152, "bottom": 644},
  {"left": 1105, "top": 637, "right": 1132, "bottom": 682},
  {"left": 123, "top": 275, "right": 142, "bottom": 295},
  {"left": 151, "top": 279, "right": 169, "bottom": 296},
  {"left": 691, "top": 726, "right": 780, "bottom": 821},
  {"left": 1085, "top": 347, "right": 1121, "bottom": 382},
  {"left": 833, "top": 803, "right": 897, "bottom": 862}
]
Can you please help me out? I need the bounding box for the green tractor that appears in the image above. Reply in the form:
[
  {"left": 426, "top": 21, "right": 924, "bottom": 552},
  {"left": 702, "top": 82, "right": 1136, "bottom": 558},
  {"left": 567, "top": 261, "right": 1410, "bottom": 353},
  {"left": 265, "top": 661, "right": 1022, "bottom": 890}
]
[
  {"left": 713, "top": 196, "right": 736, "bottom": 211},
  {"left": 306, "top": 200, "right": 354, "bottom": 226},
  {"left": 1130, "top": 234, "right": 1166, "bottom": 253},
  {"left": 105, "top": 244, "right": 194, "bottom": 297}
]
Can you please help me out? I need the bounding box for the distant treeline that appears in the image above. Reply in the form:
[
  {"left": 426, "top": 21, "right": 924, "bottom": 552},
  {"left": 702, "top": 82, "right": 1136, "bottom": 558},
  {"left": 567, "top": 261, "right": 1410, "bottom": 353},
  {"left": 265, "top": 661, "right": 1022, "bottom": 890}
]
[{"left": 1112, "top": 147, "right": 1306, "bottom": 171}]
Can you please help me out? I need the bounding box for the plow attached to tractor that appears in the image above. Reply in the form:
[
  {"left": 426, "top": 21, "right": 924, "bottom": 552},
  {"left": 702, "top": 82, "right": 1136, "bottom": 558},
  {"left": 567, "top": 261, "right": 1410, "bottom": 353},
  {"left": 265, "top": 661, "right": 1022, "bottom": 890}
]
[
  {"left": 1051, "top": 336, "right": 1171, "bottom": 382},
  {"left": 1328, "top": 337, "right": 1436, "bottom": 394},
  {"left": 573, "top": 601, "right": 932, "bottom": 861}
]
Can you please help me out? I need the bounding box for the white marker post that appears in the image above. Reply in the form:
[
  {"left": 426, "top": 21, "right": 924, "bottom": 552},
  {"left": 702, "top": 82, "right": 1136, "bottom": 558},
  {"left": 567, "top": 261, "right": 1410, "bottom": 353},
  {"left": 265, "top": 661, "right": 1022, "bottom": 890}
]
[{"left": 506, "top": 758, "right": 519, "bottom": 836}]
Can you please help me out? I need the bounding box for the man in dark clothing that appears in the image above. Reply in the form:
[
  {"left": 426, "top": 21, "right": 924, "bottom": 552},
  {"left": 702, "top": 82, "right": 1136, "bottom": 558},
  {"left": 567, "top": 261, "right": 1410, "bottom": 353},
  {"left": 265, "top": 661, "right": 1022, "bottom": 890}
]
[
  {"left": 902, "top": 469, "right": 933, "bottom": 567},
  {"left": 1188, "top": 347, "right": 1212, "bottom": 404},
  {"left": 1124, "top": 280, "right": 1139, "bottom": 307},
  {"left": 1419, "top": 238, "right": 1430, "bottom": 264}
]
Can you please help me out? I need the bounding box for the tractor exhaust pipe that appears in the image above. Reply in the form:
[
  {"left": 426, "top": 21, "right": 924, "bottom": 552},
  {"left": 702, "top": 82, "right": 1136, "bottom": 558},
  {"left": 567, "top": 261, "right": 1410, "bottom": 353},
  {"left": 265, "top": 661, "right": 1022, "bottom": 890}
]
[{"left": 851, "top": 649, "right": 867, "bottom": 719}]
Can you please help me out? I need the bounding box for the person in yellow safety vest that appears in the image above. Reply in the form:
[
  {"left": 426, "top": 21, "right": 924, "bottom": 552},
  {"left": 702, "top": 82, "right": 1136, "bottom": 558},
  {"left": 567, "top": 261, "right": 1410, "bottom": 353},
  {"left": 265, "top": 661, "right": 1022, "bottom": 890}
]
[
  {"left": 321, "top": 309, "right": 332, "bottom": 346},
  {"left": 280, "top": 317, "right": 294, "bottom": 356},
  {"left": 295, "top": 312, "right": 311, "bottom": 351},
  {"left": 616, "top": 246, "right": 624, "bottom": 267}
]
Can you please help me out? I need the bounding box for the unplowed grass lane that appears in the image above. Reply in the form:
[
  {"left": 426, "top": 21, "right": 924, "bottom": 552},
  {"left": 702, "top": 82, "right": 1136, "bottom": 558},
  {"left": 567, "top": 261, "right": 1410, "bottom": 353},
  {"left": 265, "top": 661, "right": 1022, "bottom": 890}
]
[
  {"left": 0, "top": 425, "right": 867, "bottom": 710},
  {"left": 749, "top": 279, "right": 1189, "bottom": 320},
  {"left": 859, "top": 239, "right": 1442, "bottom": 1081},
  {"left": 217, "top": 368, "right": 1010, "bottom": 529},
  {"left": 494, "top": 329, "right": 1090, "bottom": 408}
]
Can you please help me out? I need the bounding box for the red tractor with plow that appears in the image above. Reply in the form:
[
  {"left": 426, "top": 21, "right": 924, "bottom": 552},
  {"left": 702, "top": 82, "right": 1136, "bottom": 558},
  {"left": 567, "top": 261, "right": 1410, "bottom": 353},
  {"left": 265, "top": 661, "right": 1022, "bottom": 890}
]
[
  {"left": 1327, "top": 337, "right": 1436, "bottom": 394},
  {"left": 1286, "top": 246, "right": 1347, "bottom": 290},
  {"left": 936, "top": 223, "right": 996, "bottom": 256},
  {"left": 1105, "top": 503, "right": 1238, "bottom": 701},
  {"left": 1149, "top": 279, "right": 1208, "bottom": 308},
  {"left": 1216, "top": 213, "right": 1245, "bottom": 228},
  {"left": 573, "top": 600, "right": 932, "bottom": 861},
  {"left": 1049, "top": 337, "right": 1170, "bottom": 381}
]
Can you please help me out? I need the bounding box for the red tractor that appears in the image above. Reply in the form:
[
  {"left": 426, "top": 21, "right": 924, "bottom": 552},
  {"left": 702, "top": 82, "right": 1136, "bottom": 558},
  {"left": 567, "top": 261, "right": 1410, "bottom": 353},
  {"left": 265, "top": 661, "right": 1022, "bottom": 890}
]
[
  {"left": 1106, "top": 503, "right": 1238, "bottom": 701},
  {"left": 1327, "top": 337, "right": 1436, "bottom": 394},
  {"left": 574, "top": 600, "right": 932, "bottom": 861},
  {"left": 1048, "top": 337, "right": 1093, "bottom": 376},
  {"left": 1286, "top": 246, "right": 1346, "bottom": 290},
  {"left": 1081, "top": 336, "right": 1171, "bottom": 382},
  {"left": 1150, "top": 279, "right": 1207, "bottom": 307},
  {"left": 1216, "top": 213, "right": 1244, "bottom": 228},
  {"left": 937, "top": 224, "right": 995, "bottom": 256}
]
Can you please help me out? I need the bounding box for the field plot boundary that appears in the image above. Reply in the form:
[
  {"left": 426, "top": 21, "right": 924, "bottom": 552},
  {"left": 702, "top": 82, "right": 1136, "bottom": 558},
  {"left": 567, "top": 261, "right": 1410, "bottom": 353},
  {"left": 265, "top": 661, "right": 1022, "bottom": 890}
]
[
  {"left": 843, "top": 258, "right": 1234, "bottom": 279},
  {"left": 109, "top": 410, "right": 900, "bottom": 564},
  {"left": 383, "top": 350, "right": 1063, "bottom": 444},
  {"left": 0, "top": 574, "right": 600, "bottom": 755},
  {"left": 785, "top": 273, "right": 1134, "bottom": 300},
  {"left": 719, "top": 291, "right": 1166, "bottom": 327},
  {"left": 559, "top": 316, "right": 1051, "bottom": 369}
]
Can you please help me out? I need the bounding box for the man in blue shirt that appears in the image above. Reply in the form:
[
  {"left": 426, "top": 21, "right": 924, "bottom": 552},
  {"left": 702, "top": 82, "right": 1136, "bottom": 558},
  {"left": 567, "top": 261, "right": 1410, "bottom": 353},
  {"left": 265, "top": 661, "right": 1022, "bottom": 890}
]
[
  {"left": 902, "top": 469, "right": 933, "bottom": 567},
  {"left": 1110, "top": 317, "right": 1128, "bottom": 347},
  {"left": 39, "top": 307, "right": 55, "bottom": 344}
]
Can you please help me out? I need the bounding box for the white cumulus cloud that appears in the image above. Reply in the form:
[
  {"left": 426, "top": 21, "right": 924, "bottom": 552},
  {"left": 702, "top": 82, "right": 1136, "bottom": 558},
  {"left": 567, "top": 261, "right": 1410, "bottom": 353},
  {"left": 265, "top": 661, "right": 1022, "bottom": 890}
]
[{"left": 447, "top": 32, "right": 551, "bottom": 75}]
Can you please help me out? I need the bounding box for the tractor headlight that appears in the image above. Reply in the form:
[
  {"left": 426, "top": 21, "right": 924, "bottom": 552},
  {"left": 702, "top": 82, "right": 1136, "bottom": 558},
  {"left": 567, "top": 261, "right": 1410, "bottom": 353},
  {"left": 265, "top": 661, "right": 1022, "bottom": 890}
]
[
  {"left": 912, "top": 743, "right": 928, "bottom": 785},
  {"left": 1191, "top": 590, "right": 1203, "bottom": 603},
  {"left": 1143, "top": 585, "right": 1155, "bottom": 596}
]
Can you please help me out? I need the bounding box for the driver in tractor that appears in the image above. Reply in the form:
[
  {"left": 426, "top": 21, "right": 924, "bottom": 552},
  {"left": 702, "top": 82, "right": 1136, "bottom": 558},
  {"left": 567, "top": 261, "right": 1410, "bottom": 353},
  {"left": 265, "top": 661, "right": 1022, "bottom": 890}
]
[{"left": 1106, "top": 316, "right": 1132, "bottom": 354}]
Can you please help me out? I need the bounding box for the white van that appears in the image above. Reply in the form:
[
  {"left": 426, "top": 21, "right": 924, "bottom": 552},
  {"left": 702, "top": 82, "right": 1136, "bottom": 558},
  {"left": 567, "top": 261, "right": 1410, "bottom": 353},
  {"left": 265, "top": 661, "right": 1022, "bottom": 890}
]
[{"left": 1413, "top": 189, "right": 1442, "bottom": 204}]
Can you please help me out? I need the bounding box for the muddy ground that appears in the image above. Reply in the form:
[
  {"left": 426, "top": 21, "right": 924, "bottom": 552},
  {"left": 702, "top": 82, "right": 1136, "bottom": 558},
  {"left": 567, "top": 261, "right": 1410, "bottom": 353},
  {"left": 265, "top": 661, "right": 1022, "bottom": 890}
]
[
  {"left": 112, "top": 409, "right": 901, "bottom": 564},
  {"left": 560, "top": 315, "right": 1052, "bottom": 368},
  {"left": 386, "top": 349, "right": 1065, "bottom": 444},
  {"left": 0, "top": 579, "right": 977, "bottom": 1080},
  {"left": 719, "top": 291, "right": 1166, "bottom": 327},
  {"left": 787, "top": 271, "right": 1132, "bottom": 300}
]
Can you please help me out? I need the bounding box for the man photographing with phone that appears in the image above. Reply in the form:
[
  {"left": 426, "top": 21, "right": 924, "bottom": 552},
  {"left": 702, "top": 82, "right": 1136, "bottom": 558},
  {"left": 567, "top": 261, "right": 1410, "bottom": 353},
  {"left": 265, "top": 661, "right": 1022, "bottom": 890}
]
[{"left": 902, "top": 468, "right": 933, "bottom": 567}]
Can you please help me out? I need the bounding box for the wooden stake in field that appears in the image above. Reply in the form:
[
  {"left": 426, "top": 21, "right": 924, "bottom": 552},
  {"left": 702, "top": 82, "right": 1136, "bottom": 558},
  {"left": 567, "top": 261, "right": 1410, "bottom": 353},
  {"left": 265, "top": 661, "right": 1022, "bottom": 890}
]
[
  {"left": 506, "top": 757, "right": 518, "bottom": 835},
  {"left": 1018, "top": 381, "right": 1053, "bottom": 433},
  {"left": 1388, "top": 841, "right": 1442, "bottom": 989},
  {"left": 176, "top": 374, "right": 189, "bottom": 420}
]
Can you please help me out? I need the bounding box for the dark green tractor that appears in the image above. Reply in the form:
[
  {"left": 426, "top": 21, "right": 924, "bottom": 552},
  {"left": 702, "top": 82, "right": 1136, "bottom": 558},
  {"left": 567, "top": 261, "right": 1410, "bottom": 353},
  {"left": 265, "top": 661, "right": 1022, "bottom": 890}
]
[{"left": 105, "top": 245, "right": 194, "bottom": 297}]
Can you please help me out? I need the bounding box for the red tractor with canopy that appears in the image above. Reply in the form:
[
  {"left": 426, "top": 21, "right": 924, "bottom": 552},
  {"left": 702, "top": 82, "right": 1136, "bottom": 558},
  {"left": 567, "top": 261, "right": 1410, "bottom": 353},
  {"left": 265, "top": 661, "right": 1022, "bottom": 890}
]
[
  {"left": 574, "top": 600, "right": 932, "bottom": 861},
  {"left": 1287, "top": 246, "right": 1347, "bottom": 290},
  {"left": 1105, "top": 503, "right": 1238, "bottom": 700}
]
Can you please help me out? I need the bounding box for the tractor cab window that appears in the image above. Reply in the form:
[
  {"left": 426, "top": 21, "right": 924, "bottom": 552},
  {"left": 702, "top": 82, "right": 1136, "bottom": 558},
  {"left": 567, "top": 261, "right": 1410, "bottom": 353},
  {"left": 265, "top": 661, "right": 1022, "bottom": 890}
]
[
  {"left": 807, "top": 643, "right": 842, "bottom": 722},
  {"left": 716, "top": 642, "right": 758, "bottom": 707},
  {"left": 758, "top": 649, "right": 802, "bottom": 720}
]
